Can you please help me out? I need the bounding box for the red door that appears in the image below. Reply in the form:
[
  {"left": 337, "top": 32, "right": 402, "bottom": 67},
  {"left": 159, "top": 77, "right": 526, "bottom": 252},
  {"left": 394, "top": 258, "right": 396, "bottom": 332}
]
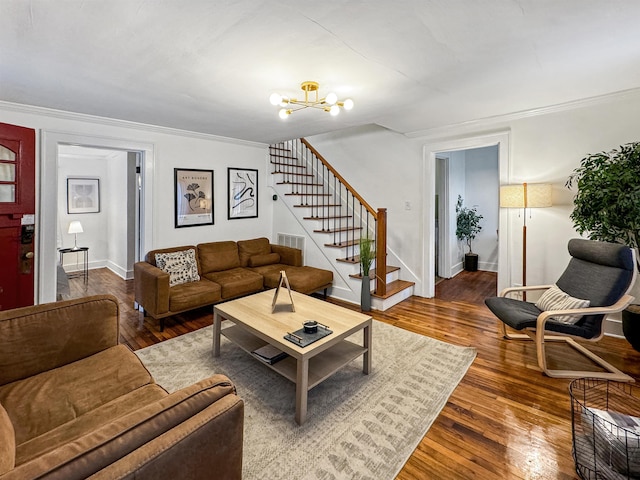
[{"left": 0, "top": 122, "right": 36, "bottom": 310}]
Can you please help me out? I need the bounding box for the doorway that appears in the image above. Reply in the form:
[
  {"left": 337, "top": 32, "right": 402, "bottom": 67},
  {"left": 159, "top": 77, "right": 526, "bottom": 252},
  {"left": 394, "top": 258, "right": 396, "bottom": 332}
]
[
  {"left": 39, "top": 131, "right": 154, "bottom": 304},
  {"left": 422, "top": 131, "right": 511, "bottom": 298},
  {"left": 56, "top": 146, "right": 141, "bottom": 294}
]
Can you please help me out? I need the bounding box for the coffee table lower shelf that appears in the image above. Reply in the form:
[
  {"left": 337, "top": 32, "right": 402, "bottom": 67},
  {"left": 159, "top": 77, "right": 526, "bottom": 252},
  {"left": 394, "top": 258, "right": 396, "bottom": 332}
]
[{"left": 222, "top": 325, "right": 368, "bottom": 390}]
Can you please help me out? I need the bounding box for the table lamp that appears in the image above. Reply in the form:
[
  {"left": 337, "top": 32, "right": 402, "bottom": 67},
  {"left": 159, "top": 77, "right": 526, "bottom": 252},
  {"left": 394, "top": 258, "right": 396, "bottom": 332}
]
[{"left": 68, "top": 221, "right": 83, "bottom": 251}]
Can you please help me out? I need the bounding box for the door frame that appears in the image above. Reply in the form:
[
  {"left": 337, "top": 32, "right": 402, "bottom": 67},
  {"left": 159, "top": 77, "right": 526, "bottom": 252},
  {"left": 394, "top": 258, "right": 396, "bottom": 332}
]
[
  {"left": 40, "top": 131, "right": 155, "bottom": 303},
  {"left": 422, "top": 130, "right": 511, "bottom": 298}
]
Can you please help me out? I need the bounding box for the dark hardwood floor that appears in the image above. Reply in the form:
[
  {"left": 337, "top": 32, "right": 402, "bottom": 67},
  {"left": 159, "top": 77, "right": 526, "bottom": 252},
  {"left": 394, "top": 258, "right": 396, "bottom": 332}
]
[{"left": 67, "top": 268, "right": 640, "bottom": 479}]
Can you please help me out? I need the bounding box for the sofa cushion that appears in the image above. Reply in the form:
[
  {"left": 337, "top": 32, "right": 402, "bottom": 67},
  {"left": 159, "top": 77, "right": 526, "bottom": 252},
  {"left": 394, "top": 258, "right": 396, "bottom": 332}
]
[
  {"left": 0, "top": 402, "right": 15, "bottom": 475},
  {"left": 237, "top": 237, "right": 271, "bottom": 267},
  {"left": 0, "top": 345, "right": 154, "bottom": 445},
  {"left": 248, "top": 253, "right": 280, "bottom": 267},
  {"left": 155, "top": 248, "right": 200, "bottom": 287},
  {"left": 253, "top": 265, "right": 333, "bottom": 294},
  {"left": 6, "top": 375, "right": 237, "bottom": 480},
  {"left": 168, "top": 279, "right": 222, "bottom": 312},
  {"left": 145, "top": 245, "right": 198, "bottom": 269},
  {"left": 16, "top": 383, "right": 168, "bottom": 465},
  {"left": 203, "top": 268, "right": 264, "bottom": 299},
  {"left": 198, "top": 241, "right": 240, "bottom": 273}
]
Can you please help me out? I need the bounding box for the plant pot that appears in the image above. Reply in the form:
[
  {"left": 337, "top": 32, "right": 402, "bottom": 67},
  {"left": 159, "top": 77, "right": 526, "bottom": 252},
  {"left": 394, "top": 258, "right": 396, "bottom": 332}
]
[
  {"left": 464, "top": 253, "right": 478, "bottom": 272},
  {"left": 361, "top": 275, "right": 371, "bottom": 312},
  {"left": 622, "top": 304, "right": 640, "bottom": 351}
]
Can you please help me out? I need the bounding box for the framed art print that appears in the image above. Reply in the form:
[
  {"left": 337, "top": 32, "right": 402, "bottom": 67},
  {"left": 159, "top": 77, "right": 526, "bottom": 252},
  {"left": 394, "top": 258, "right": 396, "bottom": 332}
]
[
  {"left": 67, "top": 178, "right": 100, "bottom": 214},
  {"left": 228, "top": 167, "right": 258, "bottom": 219},
  {"left": 174, "top": 168, "right": 214, "bottom": 228}
]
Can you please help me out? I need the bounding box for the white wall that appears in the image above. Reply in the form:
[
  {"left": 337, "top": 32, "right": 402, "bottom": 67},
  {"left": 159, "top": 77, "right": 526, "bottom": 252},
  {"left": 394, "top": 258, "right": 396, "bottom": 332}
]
[
  {"left": 0, "top": 102, "right": 270, "bottom": 302},
  {"left": 305, "top": 89, "right": 640, "bottom": 336}
]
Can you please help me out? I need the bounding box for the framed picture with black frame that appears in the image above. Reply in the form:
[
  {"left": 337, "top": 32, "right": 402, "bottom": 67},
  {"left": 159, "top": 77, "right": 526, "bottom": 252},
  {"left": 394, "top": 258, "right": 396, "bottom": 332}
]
[
  {"left": 228, "top": 167, "right": 258, "bottom": 219},
  {"left": 67, "top": 177, "right": 100, "bottom": 214},
  {"left": 174, "top": 168, "right": 214, "bottom": 228}
]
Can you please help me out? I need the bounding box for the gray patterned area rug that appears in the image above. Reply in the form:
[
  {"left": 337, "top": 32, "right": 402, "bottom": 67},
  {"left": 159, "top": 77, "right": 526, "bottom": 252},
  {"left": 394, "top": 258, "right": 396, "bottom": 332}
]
[{"left": 135, "top": 320, "right": 476, "bottom": 480}]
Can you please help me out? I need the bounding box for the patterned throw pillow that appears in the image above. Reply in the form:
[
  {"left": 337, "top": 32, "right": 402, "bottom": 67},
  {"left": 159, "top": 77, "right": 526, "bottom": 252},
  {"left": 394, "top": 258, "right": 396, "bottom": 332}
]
[
  {"left": 155, "top": 249, "right": 200, "bottom": 287},
  {"left": 535, "top": 284, "right": 590, "bottom": 324}
]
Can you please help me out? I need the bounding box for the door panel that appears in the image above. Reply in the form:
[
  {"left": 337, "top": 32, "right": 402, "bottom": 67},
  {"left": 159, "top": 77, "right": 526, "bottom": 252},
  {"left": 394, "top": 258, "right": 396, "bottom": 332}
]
[{"left": 0, "top": 122, "right": 36, "bottom": 310}]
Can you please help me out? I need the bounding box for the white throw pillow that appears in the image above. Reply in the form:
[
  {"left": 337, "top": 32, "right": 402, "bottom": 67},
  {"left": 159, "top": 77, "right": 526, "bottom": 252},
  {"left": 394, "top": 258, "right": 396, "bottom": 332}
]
[
  {"left": 155, "top": 249, "right": 200, "bottom": 287},
  {"left": 535, "top": 284, "right": 590, "bottom": 324}
]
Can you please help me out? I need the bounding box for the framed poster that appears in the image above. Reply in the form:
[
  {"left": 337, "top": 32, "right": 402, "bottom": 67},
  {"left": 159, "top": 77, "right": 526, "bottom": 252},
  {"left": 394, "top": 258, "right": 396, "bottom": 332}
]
[
  {"left": 174, "top": 168, "right": 214, "bottom": 228},
  {"left": 67, "top": 178, "right": 100, "bottom": 214},
  {"left": 228, "top": 167, "right": 258, "bottom": 219}
]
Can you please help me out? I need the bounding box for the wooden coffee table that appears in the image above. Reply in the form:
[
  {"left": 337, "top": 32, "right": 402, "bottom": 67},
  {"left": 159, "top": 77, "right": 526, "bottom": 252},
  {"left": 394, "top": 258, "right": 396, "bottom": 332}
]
[{"left": 212, "top": 290, "right": 372, "bottom": 425}]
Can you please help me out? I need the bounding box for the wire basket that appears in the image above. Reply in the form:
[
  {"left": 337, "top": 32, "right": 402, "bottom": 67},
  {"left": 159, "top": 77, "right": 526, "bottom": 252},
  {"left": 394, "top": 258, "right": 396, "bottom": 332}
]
[{"left": 570, "top": 378, "right": 640, "bottom": 479}]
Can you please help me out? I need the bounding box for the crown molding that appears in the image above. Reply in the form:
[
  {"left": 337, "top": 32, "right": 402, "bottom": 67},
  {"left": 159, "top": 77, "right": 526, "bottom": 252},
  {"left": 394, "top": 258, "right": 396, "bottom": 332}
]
[
  {"left": 0, "top": 101, "right": 267, "bottom": 149},
  {"left": 404, "top": 87, "right": 640, "bottom": 140}
]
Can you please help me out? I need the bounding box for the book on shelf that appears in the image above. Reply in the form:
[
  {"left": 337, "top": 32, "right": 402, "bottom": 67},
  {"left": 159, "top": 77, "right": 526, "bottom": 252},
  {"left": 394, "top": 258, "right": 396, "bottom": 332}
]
[{"left": 251, "top": 344, "right": 288, "bottom": 365}]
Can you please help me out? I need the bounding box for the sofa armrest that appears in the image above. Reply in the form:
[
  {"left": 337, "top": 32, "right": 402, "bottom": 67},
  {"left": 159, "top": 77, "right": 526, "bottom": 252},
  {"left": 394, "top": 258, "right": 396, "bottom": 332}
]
[
  {"left": 134, "top": 262, "right": 170, "bottom": 317},
  {"left": 271, "top": 244, "right": 302, "bottom": 267},
  {"left": 0, "top": 295, "right": 119, "bottom": 386},
  {"left": 90, "top": 395, "right": 244, "bottom": 480}
]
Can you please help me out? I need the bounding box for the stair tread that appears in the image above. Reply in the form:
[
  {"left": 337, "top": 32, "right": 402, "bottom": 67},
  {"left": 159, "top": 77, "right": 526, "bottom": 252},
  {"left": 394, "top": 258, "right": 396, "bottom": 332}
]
[
  {"left": 273, "top": 172, "right": 314, "bottom": 177},
  {"left": 294, "top": 203, "right": 341, "bottom": 208},
  {"left": 286, "top": 193, "right": 330, "bottom": 197},
  {"left": 337, "top": 256, "right": 359, "bottom": 264},
  {"left": 372, "top": 280, "right": 415, "bottom": 299},
  {"left": 270, "top": 161, "right": 306, "bottom": 168},
  {"left": 349, "top": 265, "right": 400, "bottom": 279},
  {"left": 324, "top": 239, "right": 359, "bottom": 248},
  {"left": 277, "top": 182, "right": 323, "bottom": 186},
  {"left": 303, "top": 215, "right": 351, "bottom": 220},
  {"left": 313, "top": 226, "right": 362, "bottom": 233}
]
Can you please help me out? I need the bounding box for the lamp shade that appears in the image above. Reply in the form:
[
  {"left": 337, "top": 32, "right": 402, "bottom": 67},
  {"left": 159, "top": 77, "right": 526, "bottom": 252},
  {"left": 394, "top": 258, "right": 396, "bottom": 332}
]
[
  {"left": 68, "top": 220, "right": 83, "bottom": 234},
  {"left": 500, "top": 183, "right": 552, "bottom": 208}
]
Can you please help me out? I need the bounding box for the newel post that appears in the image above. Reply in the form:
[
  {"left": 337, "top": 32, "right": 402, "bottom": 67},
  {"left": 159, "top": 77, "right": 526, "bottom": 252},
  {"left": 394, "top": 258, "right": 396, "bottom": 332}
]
[{"left": 375, "top": 208, "right": 387, "bottom": 296}]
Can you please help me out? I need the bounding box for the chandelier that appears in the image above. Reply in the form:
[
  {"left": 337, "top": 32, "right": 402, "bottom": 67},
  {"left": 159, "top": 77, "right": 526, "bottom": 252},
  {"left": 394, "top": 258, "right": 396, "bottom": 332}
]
[{"left": 269, "top": 81, "right": 354, "bottom": 119}]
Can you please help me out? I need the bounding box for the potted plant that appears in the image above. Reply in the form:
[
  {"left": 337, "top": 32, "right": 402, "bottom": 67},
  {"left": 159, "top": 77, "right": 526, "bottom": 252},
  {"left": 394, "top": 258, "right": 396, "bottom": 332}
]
[
  {"left": 566, "top": 141, "right": 640, "bottom": 349},
  {"left": 455, "top": 195, "right": 483, "bottom": 271},
  {"left": 359, "top": 236, "right": 375, "bottom": 312}
]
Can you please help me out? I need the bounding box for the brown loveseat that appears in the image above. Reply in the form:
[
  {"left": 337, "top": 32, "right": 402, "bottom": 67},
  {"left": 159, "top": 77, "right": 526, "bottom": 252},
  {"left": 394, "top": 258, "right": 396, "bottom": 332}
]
[
  {"left": 134, "top": 237, "right": 333, "bottom": 330},
  {"left": 0, "top": 295, "right": 244, "bottom": 480}
]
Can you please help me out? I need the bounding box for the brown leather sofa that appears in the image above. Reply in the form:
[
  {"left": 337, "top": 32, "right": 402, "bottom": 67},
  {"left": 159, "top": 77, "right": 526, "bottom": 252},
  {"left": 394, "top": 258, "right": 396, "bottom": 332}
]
[
  {"left": 0, "top": 295, "right": 244, "bottom": 480},
  {"left": 134, "top": 237, "right": 333, "bottom": 330}
]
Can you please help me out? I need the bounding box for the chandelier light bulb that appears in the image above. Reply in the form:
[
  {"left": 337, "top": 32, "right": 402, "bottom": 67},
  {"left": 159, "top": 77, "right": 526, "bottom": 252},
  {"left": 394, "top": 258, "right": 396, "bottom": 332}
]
[
  {"left": 329, "top": 104, "right": 340, "bottom": 116},
  {"left": 278, "top": 108, "right": 290, "bottom": 119},
  {"left": 269, "top": 93, "right": 282, "bottom": 106},
  {"left": 343, "top": 98, "right": 354, "bottom": 110},
  {"left": 325, "top": 92, "right": 338, "bottom": 105}
]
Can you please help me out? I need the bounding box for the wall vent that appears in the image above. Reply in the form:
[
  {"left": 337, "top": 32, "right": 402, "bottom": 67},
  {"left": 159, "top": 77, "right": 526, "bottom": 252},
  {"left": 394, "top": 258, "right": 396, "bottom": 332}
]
[{"left": 277, "top": 233, "right": 305, "bottom": 262}]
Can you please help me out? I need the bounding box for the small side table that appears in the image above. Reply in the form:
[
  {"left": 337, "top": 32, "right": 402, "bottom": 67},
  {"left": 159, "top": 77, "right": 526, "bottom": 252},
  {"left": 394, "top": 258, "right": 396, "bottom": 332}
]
[{"left": 59, "top": 247, "right": 89, "bottom": 283}]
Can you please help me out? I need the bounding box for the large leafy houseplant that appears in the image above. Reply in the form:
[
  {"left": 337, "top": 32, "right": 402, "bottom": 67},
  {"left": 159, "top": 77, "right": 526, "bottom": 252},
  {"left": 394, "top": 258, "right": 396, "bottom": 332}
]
[
  {"left": 566, "top": 141, "right": 640, "bottom": 250},
  {"left": 359, "top": 236, "right": 375, "bottom": 311},
  {"left": 455, "top": 195, "right": 483, "bottom": 254},
  {"left": 566, "top": 141, "right": 640, "bottom": 349}
]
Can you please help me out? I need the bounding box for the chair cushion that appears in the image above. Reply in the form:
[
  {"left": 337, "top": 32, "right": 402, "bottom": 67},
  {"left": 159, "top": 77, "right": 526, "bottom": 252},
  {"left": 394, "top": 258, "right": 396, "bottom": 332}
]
[
  {"left": 0, "top": 345, "right": 153, "bottom": 445},
  {"left": 248, "top": 253, "right": 280, "bottom": 267},
  {"left": 237, "top": 237, "right": 272, "bottom": 267},
  {"left": 535, "top": 284, "right": 590, "bottom": 324},
  {"left": 155, "top": 248, "right": 200, "bottom": 287},
  {"left": 197, "top": 241, "right": 240, "bottom": 273},
  {"left": 252, "top": 265, "right": 333, "bottom": 294},
  {"left": 168, "top": 279, "right": 221, "bottom": 312},
  {"left": 0, "top": 402, "right": 15, "bottom": 475},
  {"left": 203, "top": 268, "right": 264, "bottom": 299}
]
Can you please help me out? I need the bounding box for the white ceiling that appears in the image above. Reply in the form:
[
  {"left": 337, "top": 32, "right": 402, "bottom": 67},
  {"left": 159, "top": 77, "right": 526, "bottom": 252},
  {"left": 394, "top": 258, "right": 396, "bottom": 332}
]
[{"left": 2, "top": 1, "right": 640, "bottom": 145}]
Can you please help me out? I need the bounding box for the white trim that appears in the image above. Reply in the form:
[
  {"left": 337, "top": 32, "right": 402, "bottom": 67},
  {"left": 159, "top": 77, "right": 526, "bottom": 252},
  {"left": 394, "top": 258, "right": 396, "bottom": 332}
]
[
  {"left": 406, "top": 87, "right": 640, "bottom": 140},
  {"left": 422, "top": 131, "right": 510, "bottom": 298},
  {"left": 40, "top": 130, "right": 155, "bottom": 303},
  {"left": 1, "top": 100, "right": 266, "bottom": 149}
]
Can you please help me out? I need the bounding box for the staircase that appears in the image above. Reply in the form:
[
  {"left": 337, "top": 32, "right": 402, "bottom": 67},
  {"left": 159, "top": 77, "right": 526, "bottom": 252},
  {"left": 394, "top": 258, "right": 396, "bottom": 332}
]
[{"left": 269, "top": 138, "right": 414, "bottom": 310}]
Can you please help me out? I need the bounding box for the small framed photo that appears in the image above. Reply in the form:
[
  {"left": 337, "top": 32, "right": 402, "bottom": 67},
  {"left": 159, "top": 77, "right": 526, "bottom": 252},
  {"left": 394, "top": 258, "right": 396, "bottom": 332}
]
[
  {"left": 175, "top": 168, "right": 214, "bottom": 228},
  {"left": 67, "top": 178, "right": 100, "bottom": 214},
  {"left": 228, "top": 167, "right": 258, "bottom": 219}
]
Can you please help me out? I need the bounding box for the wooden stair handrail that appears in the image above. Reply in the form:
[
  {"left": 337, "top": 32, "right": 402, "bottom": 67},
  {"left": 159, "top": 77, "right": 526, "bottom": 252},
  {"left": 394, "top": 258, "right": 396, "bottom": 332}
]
[{"left": 301, "top": 138, "right": 377, "bottom": 218}]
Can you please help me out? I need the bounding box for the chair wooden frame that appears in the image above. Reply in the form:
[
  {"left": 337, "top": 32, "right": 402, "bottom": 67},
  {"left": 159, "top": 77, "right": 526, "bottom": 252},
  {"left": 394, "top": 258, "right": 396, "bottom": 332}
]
[{"left": 499, "top": 278, "right": 636, "bottom": 382}]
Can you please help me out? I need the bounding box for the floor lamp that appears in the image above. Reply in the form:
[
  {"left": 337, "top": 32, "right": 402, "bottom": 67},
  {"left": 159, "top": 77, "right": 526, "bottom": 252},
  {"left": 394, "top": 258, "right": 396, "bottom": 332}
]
[{"left": 500, "top": 183, "right": 552, "bottom": 299}]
